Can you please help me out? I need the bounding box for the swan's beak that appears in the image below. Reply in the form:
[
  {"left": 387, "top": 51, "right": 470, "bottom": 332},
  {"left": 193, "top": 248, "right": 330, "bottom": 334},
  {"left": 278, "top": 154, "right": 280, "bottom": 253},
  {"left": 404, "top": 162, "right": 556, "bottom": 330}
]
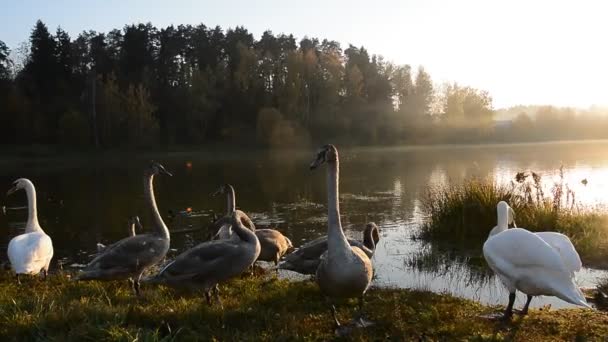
[
  {"left": 6, "top": 186, "right": 17, "bottom": 196},
  {"left": 309, "top": 156, "right": 324, "bottom": 170},
  {"left": 160, "top": 168, "right": 173, "bottom": 177},
  {"left": 211, "top": 188, "right": 222, "bottom": 197}
]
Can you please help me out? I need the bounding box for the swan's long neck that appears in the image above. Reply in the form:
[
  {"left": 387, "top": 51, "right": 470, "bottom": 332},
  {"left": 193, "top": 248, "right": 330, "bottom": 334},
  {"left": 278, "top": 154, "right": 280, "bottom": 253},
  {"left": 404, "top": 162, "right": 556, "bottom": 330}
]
[
  {"left": 363, "top": 226, "right": 377, "bottom": 251},
  {"left": 24, "top": 182, "right": 42, "bottom": 233},
  {"left": 232, "top": 211, "right": 257, "bottom": 244},
  {"left": 144, "top": 174, "right": 170, "bottom": 239},
  {"left": 326, "top": 158, "right": 350, "bottom": 253},
  {"left": 490, "top": 205, "right": 509, "bottom": 237},
  {"left": 226, "top": 186, "right": 236, "bottom": 214}
]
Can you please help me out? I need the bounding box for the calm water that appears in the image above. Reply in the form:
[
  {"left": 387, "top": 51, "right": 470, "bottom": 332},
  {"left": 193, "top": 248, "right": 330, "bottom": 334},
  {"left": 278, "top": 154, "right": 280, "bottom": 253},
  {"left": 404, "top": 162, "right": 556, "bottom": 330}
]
[{"left": 2, "top": 141, "right": 608, "bottom": 309}]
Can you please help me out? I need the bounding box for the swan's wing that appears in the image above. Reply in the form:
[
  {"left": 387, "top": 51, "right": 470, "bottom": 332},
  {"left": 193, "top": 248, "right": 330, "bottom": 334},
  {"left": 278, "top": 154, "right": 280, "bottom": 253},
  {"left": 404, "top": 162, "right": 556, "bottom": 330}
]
[
  {"left": 291, "top": 236, "right": 328, "bottom": 259},
  {"left": 85, "top": 234, "right": 165, "bottom": 271},
  {"left": 7, "top": 233, "right": 53, "bottom": 273},
  {"left": 535, "top": 232, "right": 582, "bottom": 273},
  {"left": 157, "top": 240, "right": 241, "bottom": 280},
  {"left": 484, "top": 228, "right": 589, "bottom": 307},
  {"left": 483, "top": 228, "right": 569, "bottom": 275}
]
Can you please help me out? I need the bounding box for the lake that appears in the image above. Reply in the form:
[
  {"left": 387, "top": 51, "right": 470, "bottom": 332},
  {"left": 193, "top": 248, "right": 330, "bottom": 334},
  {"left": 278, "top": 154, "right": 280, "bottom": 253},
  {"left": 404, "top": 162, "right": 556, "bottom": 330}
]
[{"left": 2, "top": 140, "right": 608, "bottom": 310}]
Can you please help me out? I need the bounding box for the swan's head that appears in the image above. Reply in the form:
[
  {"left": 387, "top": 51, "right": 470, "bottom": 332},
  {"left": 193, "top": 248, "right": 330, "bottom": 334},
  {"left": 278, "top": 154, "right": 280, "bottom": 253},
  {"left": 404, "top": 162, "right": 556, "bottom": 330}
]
[
  {"left": 310, "top": 144, "right": 338, "bottom": 170},
  {"left": 146, "top": 161, "right": 173, "bottom": 177},
  {"left": 497, "top": 201, "right": 515, "bottom": 227},
  {"left": 212, "top": 184, "right": 234, "bottom": 197},
  {"left": 130, "top": 216, "right": 142, "bottom": 230},
  {"left": 7, "top": 178, "right": 33, "bottom": 196}
]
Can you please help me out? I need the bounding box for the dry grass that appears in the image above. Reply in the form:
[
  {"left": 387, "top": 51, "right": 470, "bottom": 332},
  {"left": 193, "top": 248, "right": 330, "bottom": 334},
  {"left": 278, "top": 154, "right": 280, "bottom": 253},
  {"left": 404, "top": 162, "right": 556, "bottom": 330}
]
[
  {"left": 419, "top": 169, "right": 608, "bottom": 268},
  {"left": 0, "top": 271, "right": 607, "bottom": 341}
]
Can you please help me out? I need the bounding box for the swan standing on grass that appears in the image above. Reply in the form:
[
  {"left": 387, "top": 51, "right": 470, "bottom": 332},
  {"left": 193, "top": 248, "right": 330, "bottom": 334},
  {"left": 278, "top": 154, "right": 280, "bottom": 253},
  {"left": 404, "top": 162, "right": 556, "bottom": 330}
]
[
  {"left": 75, "top": 162, "right": 172, "bottom": 296},
  {"left": 279, "top": 222, "right": 380, "bottom": 275},
  {"left": 310, "top": 144, "right": 374, "bottom": 330},
  {"left": 211, "top": 183, "right": 293, "bottom": 268},
  {"left": 6, "top": 178, "right": 54, "bottom": 283},
  {"left": 483, "top": 201, "right": 591, "bottom": 319},
  {"left": 143, "top": 210, "right": 260, "bottom": 306},
  {"left": 97, "top": 216, "right": 142, "bottom": 253}
]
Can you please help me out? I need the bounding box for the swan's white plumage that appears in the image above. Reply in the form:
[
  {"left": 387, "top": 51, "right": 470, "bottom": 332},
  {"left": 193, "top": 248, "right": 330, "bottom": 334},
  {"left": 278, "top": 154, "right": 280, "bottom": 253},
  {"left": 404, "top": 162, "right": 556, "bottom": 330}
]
[
  {"left": 484, "top": 201, "right": 590, "bottom": 309},
  {"left": 534, "top": 232, "right": 582, "bottom": 275},
  {"left": 6, "top": 178, "right": 54, "bottom": 276},
  {"left": 8, "top": 232, "right": 53, "bottom": 274}
]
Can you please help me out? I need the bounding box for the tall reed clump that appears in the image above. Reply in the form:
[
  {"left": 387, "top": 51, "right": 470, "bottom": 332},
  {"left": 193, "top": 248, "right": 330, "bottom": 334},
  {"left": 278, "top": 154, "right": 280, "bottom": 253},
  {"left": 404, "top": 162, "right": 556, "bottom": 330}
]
[{"left": 420, "top": 167, "right": 608, "bottom": 268}]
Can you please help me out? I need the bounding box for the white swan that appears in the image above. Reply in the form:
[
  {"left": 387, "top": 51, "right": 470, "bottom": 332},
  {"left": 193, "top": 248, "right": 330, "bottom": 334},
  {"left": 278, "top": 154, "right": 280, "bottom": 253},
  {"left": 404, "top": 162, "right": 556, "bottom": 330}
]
[
  {"left": 483, "top": 201, "right": 590, "bottom": 319},
  {"left": 6, "top": 178, "right": 54, "bottom": 282},
  {"left": 75, "top": 162, "right": 172, "bottom": 295},
  {"left": 310, "top": 144, "right": 373, "bottom": 329}
]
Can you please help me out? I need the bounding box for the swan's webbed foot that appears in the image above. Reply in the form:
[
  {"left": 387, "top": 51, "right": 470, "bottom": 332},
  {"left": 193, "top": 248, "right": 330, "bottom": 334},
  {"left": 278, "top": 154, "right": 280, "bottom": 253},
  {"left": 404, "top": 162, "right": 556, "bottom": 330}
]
[
  {"left": 42, "top": 269, "right": 48, "bottom": 280},
  {"left": 353, "top": 296, "right": 374, "bottom": 328},
  {"left": 16, "top": 274, "right": 21, "bottom": 285},
  {"left": 204, "top": 291, "right": 212, "bottom": 305}
]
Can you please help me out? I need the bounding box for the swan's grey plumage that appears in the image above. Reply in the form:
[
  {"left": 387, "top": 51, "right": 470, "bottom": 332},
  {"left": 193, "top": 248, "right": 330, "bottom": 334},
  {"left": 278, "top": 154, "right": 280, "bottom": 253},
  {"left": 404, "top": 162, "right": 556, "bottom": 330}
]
[
  {"left": 210, "top": 184, "right": 255, "bottom": 240},
  {"left": 75, "top": 162, "right": 172, "bottom": 295},
  {"left": 211, "top": 183, "right": 292, "bottom": 266},
  {"left": 143, "top": 210, "right": 260, "bottom": 303},
  {"left": 279, "top": 223, "right": 379, "bottom": 275},
  {"left": 97, "top": 216, "right": 142, "bottom": 253},
  {"left": 309, "top": 144, "right": 374, "bottom": 328},
  {"left": 6, "top": 178, "right": 54, "bottom": 282}
]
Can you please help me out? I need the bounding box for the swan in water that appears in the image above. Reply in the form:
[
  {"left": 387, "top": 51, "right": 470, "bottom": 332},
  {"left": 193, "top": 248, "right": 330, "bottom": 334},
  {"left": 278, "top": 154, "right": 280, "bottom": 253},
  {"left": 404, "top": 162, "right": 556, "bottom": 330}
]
[
  {"left": 143, "top": 210, "right": 260, "bottom": 306},
  {"left": 6, "top": 178, "right": 54, "bottom": 283},
  {"left": 483, "top": 201, "right": 590, "bottom": 319},
  {"left": 97, "top": 216, "right": 142, "bottom": 253},
  {"left": 310, "top": 144, "right": 374, "bottom": 329},
  {"left": 75, "top": 162, "right": 172, "bottom": 295},
  {"left": 211, "top": 184, "right": 292, "bottom": 268},
  {"left": 279, "top": 222, "right": 379, "bottom": 275}
]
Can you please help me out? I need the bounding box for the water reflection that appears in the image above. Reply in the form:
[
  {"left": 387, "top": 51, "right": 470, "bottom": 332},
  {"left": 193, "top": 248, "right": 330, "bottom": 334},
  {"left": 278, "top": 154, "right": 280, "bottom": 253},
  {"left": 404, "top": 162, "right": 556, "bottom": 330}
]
[{"left": 1, "top": 141, "right": 608, "bottom": 308}]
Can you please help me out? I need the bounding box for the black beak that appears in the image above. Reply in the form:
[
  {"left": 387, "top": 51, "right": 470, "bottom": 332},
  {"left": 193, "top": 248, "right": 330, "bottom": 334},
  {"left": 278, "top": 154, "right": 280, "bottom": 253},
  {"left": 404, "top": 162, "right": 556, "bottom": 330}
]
[
  {"left": 6, "top": 186, "right": 17, "bottom": 196},
  {"left": 160, "top": 168, "right": 173, "bottom": 177},
  {"left": 309, "top": 156, "right": 324, "bottom": 170}
]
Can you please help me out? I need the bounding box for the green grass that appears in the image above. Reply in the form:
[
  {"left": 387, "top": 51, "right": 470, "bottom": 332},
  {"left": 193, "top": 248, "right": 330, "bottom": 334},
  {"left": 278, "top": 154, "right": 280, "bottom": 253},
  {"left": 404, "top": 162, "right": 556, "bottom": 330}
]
[
  {"left": 419, "top": 171, "right": 608, "bottom": 269},
  {"left": 0, "top": 271, "right": 607, "bottom": 341}
]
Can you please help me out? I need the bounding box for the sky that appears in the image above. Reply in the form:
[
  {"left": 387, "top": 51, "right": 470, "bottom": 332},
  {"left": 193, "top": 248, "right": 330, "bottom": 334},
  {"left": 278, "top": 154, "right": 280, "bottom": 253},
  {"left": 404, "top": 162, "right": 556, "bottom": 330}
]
[{"left": 1, "top": 0, "right": 607, "bottom": 109}]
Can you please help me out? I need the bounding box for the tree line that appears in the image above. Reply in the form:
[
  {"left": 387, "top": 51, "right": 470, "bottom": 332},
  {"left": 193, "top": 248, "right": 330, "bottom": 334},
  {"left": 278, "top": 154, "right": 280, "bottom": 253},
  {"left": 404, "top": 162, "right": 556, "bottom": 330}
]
[{"left": 0, "top": 20, "right": 605, "bottom": 149}]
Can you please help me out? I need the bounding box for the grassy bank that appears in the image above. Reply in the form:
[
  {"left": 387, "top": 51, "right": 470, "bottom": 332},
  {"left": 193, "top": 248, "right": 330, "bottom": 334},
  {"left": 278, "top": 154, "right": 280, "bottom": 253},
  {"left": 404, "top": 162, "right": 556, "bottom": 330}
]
[
  {"left": 419, "top": 170, "right": 608, "bottom": 269},
  {"left": 0, "top": 272, "right": 606, "bottom": 341}
]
